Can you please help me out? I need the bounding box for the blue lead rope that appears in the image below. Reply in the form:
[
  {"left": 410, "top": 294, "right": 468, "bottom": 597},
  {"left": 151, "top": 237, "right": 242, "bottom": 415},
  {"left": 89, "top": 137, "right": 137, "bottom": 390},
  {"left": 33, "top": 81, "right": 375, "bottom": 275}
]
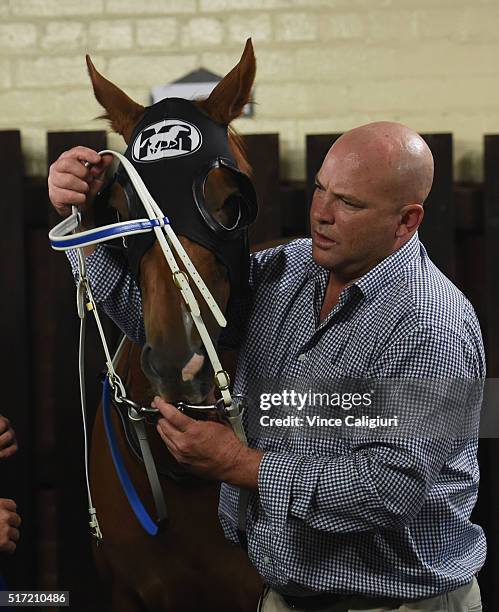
[{"left": 102, "top": 377, "right": 158, "bottom": 536}]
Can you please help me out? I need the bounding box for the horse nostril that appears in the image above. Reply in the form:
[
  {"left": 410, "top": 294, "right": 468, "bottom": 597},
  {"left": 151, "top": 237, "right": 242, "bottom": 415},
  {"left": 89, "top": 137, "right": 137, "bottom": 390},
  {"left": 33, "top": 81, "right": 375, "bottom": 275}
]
[
  {"left": 141, "top": 343, "right": 162, "bottom": 378},
  {"left": 141, "top": 343, "right": 152, "bottom": 366}
]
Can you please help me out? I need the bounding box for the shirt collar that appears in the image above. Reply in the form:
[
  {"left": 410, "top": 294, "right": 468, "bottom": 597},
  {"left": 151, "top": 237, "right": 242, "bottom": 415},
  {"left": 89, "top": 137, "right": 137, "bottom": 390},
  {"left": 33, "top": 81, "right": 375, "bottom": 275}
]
[
  {"left": 354, "top": 232, "right": 420, "bottom": 300},
  {"left": 305, "top": 232, "right": 421, "bottom": 300}
]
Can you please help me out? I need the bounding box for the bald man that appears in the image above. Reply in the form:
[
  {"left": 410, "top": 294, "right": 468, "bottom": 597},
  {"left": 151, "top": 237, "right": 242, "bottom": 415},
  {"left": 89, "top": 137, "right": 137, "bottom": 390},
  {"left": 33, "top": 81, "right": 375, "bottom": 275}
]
[{"left": 49, "top": 122, "right": 485, "bottom": 611}]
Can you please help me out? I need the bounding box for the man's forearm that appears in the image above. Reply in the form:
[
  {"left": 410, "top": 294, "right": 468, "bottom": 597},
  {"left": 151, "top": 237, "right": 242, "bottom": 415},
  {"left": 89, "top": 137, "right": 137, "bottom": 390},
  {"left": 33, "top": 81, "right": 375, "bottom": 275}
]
[{"left": 221, "top": 446, "right": 264, "bottom": 490}]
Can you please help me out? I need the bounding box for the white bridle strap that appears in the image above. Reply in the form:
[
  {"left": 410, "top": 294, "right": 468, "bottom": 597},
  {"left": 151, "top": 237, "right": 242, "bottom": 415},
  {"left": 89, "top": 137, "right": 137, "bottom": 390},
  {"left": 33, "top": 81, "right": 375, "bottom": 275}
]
[
  {"left": 99, "top": 150, "right": 227, "bottom": 328},
  {"left": 50, "top": 149, "right": 249, "bottom": 420},
  {"left": 94, "top": 151, "right": 236, "bottom": 410},
  {"left": 49, "top": 149, "right": 251, "bottom": 539},
  {"left": 49, "top": 215, "right": 170, "bottom": 250},
  {"left": 95, "top": 151, "right": 234, "bottom": 407}
]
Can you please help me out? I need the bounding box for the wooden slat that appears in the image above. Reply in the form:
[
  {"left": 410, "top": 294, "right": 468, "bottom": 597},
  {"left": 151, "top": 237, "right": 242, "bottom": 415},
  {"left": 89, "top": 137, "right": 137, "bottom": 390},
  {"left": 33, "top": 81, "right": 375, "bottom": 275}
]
[
  {"left": 243, "top": 134, "right": 281, "bottom": 244},
  {"left": 419, "top": 133, "right": 455, "bottom": 280},
  {"left": 455, "top": 183, "right": 483, "bottom": 233},
  {"left": 484, "top": 135, "right": 499, "bottom": 377},
  {"left": 46, "top": 131, "right": 111, "bottom": 610},
  {"left": 280, "top": 180, "right": 308, "bottom": 238},
  {"left": 479, "top": 136, "right": 499, "bottom": 612},
  {"left": 305, "top": 134, "right": 342, "bottom": 233},
  {"left": 454, "top": 184, "right": 485, "bottom": 329},
  {"left": 0, "top": 131, "right": 35, "bottom": 587}
]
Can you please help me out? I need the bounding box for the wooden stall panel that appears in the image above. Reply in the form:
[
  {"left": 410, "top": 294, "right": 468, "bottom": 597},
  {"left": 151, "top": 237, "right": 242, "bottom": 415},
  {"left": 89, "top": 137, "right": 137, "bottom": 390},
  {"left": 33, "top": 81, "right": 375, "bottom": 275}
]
[
  {"left": 475, "top": 133, "right": 499, "bottom": 610},
  {"left": 243, "top": 133, "right": 281, "bottom": 246},
  {"left": 419, "top": 134, "right": 455, "bottom": 281},
  {"left": 0, "top": 131, "right": 34, "bottom": 588},
  {"left": 305, "top": 134, "right": 342, "bottom": 234},
  {"left": 454, "top": 184, "right": 485, "bottom": 325},
  {"left": 46, "top": 131, "right": 111, "bottom": 611},
  {"left": 484, "top": 135, "right": 499, "bottom": 377}
]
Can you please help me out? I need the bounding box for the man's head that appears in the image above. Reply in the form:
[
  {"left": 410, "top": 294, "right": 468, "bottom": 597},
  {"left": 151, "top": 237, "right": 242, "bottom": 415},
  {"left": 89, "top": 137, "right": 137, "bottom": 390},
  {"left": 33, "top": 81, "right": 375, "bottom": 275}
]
[{"left": 310, "top": 121, "right": 434, "bottom": 281}]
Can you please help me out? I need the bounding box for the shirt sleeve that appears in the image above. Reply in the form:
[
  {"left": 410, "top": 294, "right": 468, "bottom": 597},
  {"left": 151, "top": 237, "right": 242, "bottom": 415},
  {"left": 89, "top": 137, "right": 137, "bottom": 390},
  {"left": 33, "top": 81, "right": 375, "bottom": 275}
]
[
  {"left": 218, "top": 246, "right": 280, "bottom": 350},
  {"left": 258, "top": 325, "right": 484, "bottom": 534},
  {"left": 66, "top": 246, "right": 145, "bottom": 344}
]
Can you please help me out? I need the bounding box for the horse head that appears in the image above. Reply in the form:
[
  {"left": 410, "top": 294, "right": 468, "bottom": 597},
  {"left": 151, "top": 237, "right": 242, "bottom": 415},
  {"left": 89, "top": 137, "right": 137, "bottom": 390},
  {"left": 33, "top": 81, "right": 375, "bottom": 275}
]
[{"left": 86, "top": 40, "right": 256, "bottom": 404}]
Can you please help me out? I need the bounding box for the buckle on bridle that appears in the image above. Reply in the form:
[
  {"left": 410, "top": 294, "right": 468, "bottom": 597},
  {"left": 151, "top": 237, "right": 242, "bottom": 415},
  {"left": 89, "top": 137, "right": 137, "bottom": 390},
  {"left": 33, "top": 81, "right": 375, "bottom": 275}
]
[
  {"left": 172, "top": 270, "right": 189, "bottom": 289},
  {"left": 214, "top": 369, "right": 230, "bottom": 391}
]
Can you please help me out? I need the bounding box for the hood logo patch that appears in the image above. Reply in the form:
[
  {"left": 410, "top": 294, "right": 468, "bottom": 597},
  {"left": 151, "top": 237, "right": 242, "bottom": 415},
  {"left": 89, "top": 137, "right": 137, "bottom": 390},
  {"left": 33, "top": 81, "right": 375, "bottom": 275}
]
[{"left": 132, "top": 119, "right": 202, "bottom": 162}]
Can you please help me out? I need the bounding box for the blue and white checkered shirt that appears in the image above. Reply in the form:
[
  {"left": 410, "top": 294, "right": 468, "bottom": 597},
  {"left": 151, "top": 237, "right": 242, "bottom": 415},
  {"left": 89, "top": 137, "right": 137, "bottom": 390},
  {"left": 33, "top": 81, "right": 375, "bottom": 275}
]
[{"left": 67, "top": 232, "right": 486, "bottom": 600}]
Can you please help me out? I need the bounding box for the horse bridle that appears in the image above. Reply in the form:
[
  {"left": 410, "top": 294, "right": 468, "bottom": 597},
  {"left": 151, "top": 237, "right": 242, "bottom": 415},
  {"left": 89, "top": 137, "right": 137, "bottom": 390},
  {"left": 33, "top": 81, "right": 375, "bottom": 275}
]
[{"left": 49, "top": 150, "right": 250, "bottom": 540}]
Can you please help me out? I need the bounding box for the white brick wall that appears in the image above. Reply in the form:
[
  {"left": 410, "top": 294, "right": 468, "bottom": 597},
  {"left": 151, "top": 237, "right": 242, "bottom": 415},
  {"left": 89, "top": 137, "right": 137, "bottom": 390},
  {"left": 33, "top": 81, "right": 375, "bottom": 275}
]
[
  {"left": 228, "top": 14, "right": 272, "bottom": 43},
  {"left": 274, "top": 13, "right": 319, "bottom": 42},
  {"left": 40, "top": 22, "right": 86, "bottom": 50},
  {"left": 181, "top": 17, "right": 224, "bottom": 47},
  {"left": 107, "top": 54, "right": 198, "bottom": 86},
  {"left": 0, "top": 1, "right": 9, "bottom": 18},
  {"left": 0, "top": 23, "right": 37, "bottom": 50},
  {"left": 0, "top": 0, "right": 498, "bottom": 180},
  {"left": 11, "top": 0, "right": 104, "bottom": 17},
  {"left": 88, "top": 20, "right": 133, "bottom": 50},
  {"left": 15, "top": 56, "right": 104, "bottom": 88},
  {"left": 105, "top": 0, "right": 196, "bottom": 15},
  {"left": 0, "top": 58, "right": 11, "bottom": 89},
  {"left": 136, "top": 18, "right": 178, "bottom": 48}
]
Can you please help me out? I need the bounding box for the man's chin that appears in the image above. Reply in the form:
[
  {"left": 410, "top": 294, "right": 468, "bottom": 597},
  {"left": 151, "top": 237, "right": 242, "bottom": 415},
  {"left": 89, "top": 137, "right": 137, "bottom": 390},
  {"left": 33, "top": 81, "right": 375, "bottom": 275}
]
[{"left": 312, "top": 245, "right": 339, "bottom": 269}]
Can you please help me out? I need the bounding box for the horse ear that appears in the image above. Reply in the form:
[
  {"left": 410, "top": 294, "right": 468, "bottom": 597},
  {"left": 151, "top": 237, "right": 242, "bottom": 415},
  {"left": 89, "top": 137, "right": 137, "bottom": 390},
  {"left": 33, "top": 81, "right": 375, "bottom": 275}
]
[
  {"left": 201, "top": 38, "right": 256, "bottom": 124},
  {"left": 86, "top": 55, "right": 144, "bottom": 144}
]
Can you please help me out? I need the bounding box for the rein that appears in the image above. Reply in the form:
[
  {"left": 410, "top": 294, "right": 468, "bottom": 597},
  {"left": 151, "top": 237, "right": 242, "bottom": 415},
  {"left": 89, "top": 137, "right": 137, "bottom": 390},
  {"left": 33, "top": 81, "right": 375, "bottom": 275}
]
[{"left": 49, "top": 150, "right": 248, "bottom": 540}]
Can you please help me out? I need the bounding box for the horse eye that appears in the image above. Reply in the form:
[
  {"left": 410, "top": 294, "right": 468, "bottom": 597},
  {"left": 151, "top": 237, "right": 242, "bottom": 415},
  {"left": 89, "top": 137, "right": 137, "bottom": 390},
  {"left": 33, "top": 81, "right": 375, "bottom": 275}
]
[{"left": 216, "top": 194, "right": 242, "bottom": 229}]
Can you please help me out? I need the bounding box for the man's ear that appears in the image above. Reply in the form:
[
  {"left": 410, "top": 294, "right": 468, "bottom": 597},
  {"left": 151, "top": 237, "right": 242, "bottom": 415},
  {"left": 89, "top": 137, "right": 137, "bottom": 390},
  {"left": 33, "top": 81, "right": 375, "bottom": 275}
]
[
  {"left": 396, "top": 204, "right": 424, "bottom": 237},
  {"left": 86, "top": 55, "right": 144, "bottom": 144}
]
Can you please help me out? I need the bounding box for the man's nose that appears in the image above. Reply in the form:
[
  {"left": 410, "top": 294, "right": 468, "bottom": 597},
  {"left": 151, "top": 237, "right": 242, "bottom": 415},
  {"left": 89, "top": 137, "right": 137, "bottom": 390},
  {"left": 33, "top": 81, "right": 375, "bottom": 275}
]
[{"left": 311, "top": 193, "right": 335, "bottom": 224}]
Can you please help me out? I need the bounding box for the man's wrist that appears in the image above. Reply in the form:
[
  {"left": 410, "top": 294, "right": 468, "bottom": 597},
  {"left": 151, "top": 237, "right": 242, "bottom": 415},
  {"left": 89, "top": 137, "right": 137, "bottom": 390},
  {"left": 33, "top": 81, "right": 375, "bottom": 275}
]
[{"left": 222, "top": 446, "right": 264, "bottom": 490}]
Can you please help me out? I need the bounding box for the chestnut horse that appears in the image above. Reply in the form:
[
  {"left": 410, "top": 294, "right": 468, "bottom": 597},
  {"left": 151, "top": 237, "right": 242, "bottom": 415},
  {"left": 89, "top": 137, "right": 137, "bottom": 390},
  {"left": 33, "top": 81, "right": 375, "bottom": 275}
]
[{"left": 85, "top": 41, "right": 262, "bottom": 611}]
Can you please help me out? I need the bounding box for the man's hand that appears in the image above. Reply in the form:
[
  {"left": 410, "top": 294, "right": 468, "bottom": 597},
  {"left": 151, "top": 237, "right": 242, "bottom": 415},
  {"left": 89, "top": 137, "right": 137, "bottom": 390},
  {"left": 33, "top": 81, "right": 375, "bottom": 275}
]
[
  {"left": 153, "top": 397, "right": 263, "bottom": 489},
  {"left": 0, "top": 499, "right": 20, "bottom": 554},
  {"left": 0, "top": 416, "right": 17, "bottom": 460},
  {"left": 48, "top": 146, "right": 113, "bottom": 223}
]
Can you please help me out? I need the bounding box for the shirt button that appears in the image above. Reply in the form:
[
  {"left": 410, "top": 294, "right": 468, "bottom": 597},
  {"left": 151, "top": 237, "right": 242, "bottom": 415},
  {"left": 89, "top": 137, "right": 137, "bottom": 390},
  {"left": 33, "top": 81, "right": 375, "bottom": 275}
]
[
  {"left": 263, "top": 555, "right": 270, "bottom": 565},
  {"left": 298, "top": 353, "right": 307, "bottom": 362}
]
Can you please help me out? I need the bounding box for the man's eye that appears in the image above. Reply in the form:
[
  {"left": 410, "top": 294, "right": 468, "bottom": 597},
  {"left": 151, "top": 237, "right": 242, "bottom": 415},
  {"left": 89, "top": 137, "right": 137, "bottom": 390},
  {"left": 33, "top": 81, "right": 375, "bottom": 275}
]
[{"left": 341, "top": 199, "right": 358, "bottom": 208}]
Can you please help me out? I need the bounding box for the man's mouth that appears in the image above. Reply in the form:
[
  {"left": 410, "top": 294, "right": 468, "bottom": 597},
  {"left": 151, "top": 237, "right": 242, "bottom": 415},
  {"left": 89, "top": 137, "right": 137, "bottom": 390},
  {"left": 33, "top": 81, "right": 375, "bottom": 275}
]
[{"left": 313, "top": 229, "right": 337, "bottom": 247}]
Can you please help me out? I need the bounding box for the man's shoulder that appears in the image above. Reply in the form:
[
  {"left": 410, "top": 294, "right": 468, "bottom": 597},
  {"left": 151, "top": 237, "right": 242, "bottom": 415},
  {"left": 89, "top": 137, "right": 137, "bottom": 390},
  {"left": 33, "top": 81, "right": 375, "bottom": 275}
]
[
  {"left": 250, "top": 238, "right": 312, "bottom": 283},
  {"left": 384, "top": 247, "right": 482, "bottom": 350},
  {"left": 252, "top": 237, "right": 311, "bottom": 262},
  {"left": 407, "top": 254, "right": 477, "bottom": 326},
  {"left": 363, "top": 246, "right": 485, "bottom": 376}
]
